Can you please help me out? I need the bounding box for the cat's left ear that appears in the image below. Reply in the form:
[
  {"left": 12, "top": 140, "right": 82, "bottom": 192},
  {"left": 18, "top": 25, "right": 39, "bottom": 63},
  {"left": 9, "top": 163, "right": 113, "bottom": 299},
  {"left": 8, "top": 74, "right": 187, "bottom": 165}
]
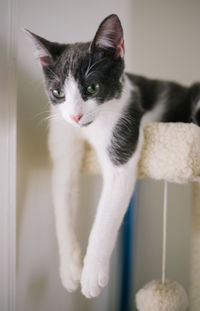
[{"left": 91, "top": 14, "right": 125, "bottom": 58}]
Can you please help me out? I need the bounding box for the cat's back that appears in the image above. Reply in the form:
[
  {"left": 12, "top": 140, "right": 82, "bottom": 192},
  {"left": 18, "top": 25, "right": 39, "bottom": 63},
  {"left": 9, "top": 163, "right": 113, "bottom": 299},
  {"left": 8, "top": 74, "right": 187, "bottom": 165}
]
[{"left": 125, "top": 72, "right": 195, "bottom": 123}]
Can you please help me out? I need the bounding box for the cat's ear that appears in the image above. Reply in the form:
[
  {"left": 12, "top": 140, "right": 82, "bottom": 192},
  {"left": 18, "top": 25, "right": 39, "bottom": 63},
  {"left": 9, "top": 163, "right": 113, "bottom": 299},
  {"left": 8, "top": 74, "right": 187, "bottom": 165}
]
[
  {"left": 24, "top": 29, "right": 58, "bottom": 66},
  {"left": 91, "top": 14, "right": 125, "bottom": 58}
]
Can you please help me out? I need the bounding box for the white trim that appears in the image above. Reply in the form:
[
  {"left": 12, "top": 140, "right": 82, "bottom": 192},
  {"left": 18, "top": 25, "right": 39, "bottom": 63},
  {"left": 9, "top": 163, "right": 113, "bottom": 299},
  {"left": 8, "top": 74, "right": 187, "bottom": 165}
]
[{"left": 0, "top": 0, "right": 17, "bottom": 310}]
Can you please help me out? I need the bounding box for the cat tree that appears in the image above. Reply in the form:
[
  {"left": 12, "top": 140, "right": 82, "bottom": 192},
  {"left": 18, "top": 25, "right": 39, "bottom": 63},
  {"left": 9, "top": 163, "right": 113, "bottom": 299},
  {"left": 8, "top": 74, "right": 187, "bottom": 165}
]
[{"left": 81, "top": 122, "right": 200, "bottom": 311}]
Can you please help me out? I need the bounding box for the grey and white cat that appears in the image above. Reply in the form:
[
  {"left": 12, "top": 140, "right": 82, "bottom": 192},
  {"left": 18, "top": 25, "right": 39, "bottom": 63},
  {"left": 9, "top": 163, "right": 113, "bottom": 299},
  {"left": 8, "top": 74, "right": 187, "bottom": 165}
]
[{"left": 26, "top": 14, "right": 200, "bottom": 298}]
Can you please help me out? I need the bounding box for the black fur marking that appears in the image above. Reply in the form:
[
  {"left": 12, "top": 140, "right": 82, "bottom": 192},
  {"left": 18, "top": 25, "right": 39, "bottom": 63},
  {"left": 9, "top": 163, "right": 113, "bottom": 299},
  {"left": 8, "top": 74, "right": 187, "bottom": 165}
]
[
  {"left": 126, "top": 73, "right": 165, "bottom": 111},
  {"left": 195, "top": 109, "right": 200, "bottom": 125},
  {"left": 108, "top": 88, "right": 143, "bottom": 166},
  {"left": 161, "top": 81, "right": 200, "bottom": 123},
  {"left": 108, "top": 74, "right": 200, "bottom": 166},
  {"left": 189, "top": 82, "right": 200, "bottom": 125},
  {"left": 107, "top": 74, "right": 164, "bottom": 166},
  {"left": 39, "top": 41, "right": 124, "bottom": 105},
  {"left": 161, "top": 82, "right": 191, "bottom": 123},
  {"left": 75, "top": 52, "right": 124, "bottom": 103}
]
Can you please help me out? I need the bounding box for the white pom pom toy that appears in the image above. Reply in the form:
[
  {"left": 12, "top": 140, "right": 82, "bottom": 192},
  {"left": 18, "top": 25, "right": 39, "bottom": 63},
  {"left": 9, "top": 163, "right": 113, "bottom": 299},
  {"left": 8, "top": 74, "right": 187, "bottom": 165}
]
[
  {"left": 136, "top": 182, "right": 189, "bottom": 311},
  {"left": 136, "top": 280, "right": 188, "bottom": 311}
]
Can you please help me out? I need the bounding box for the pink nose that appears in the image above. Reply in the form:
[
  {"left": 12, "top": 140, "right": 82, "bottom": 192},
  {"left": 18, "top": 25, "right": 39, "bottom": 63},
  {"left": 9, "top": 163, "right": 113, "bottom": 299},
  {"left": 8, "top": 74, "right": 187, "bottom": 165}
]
[{"left": 70, "top": 114, "right": 83, "bottom": 123}]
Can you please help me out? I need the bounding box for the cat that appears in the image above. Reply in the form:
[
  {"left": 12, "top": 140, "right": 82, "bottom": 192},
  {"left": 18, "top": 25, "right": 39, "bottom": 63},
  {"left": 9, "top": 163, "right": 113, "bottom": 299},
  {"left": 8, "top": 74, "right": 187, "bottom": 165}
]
[{"left": 26, "top": 14, "right": 200, "bottom": 298}]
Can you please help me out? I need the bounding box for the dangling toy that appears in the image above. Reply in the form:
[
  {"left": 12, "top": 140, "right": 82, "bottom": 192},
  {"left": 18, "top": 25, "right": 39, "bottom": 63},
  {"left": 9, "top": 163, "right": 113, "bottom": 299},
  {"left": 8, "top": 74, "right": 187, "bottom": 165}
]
[{"left": 136, "top": 181, "right": 189, "bottom": 311}]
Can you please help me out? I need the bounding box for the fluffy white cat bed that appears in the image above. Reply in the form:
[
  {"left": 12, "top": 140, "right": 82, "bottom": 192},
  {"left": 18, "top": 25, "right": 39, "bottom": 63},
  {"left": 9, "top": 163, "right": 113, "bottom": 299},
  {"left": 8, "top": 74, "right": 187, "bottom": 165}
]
[{"left": 82, "top": 122, "right": 200, "bottom": 311}]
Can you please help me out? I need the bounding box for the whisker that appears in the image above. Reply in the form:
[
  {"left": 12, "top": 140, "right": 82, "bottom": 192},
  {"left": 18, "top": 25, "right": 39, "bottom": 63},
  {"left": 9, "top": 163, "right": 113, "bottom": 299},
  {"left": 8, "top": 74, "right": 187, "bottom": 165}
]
[
  {"left": 36, "top": 112, "right": 64, "bottom": 129},
  {"left": 85, "top": 57, "right": 92, "bottom": 77},
  {"left": 46, "top": 67, "right": 60, "bottom": 82},
  {"left": 32, "top": 110, "right": 52, "bottom": 120},
  {"left": 68, "top": 48, "right": 75, "bottom": 74},
  {"left": 85, "top": 58, "right": 105, "bottom": 78}
]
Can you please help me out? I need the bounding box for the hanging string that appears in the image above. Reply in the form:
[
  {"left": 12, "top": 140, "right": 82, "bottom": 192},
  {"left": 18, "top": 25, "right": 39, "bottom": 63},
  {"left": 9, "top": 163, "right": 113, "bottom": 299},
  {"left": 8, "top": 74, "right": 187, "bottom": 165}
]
[{"left": 162, "top": 180, "right": 168, "bottom": 284}]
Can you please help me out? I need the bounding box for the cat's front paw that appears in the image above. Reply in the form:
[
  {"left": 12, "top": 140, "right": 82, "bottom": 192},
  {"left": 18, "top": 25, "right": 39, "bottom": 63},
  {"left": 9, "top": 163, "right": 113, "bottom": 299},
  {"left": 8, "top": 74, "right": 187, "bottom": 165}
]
[
  {"left": 81, "top": 256, "right": 109, "bottom": 298},
  {"left": 60, "top": 247, "right": 82, "bottom": 292}
]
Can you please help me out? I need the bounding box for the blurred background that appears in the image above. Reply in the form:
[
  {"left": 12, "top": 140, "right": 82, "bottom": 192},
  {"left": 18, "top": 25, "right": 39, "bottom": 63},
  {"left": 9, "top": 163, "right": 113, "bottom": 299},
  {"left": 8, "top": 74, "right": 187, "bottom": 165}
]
[{"left": 10, "top": 0, "right": 200, "bottom": 310}]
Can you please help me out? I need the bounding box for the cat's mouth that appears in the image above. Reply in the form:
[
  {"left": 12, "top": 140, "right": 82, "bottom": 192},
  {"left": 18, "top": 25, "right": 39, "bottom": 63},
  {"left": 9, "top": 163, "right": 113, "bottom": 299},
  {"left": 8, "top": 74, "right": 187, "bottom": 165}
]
[
  {"left": 79, "top": 121, "right": 93, "bottom": 127},
  {"left": 68, "top": 118, "right": 94, "bottom": 128}
]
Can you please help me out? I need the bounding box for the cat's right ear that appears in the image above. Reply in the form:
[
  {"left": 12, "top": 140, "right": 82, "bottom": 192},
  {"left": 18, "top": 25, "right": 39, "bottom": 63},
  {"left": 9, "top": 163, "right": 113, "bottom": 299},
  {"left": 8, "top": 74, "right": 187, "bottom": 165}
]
[{"left": 24, "top": 29, "right": 54, "bottom": 66}]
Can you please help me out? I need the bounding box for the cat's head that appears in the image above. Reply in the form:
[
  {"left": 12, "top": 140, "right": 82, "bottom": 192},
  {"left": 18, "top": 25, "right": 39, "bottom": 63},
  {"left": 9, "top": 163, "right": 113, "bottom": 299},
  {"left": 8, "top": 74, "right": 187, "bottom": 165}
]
[{"left": 26, "top": 14, "right": 125, "bottom": 127}]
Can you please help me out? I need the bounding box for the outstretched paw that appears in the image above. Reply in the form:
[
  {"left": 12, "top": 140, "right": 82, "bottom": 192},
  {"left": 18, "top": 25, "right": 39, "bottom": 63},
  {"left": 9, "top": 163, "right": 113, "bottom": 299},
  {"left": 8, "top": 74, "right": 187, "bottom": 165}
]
[
  {"left": 81, "top": 257, "right": 109, "bottom": 298},
  {"left": 60, "top": 247, "right": 82, "bottom": 292}
]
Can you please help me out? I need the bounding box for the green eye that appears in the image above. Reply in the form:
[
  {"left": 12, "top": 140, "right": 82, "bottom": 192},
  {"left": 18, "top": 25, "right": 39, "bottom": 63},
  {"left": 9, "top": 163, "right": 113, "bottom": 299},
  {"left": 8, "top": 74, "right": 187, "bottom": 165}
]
[
  {"left": 52, "top": 89, "right": 65, "bottom": 99},
  {"left": 87, "top": 83, "right": 100, "bottom": 95}
]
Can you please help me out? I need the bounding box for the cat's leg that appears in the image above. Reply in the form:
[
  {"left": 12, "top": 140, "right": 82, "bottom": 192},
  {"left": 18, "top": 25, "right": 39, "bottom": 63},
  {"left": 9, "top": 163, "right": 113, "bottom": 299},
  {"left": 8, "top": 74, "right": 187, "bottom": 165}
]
[
  {"left": 49, "top": 119, "right": 84, "bottom": 292},
  {"left": 81, "top": 131, "right": 144, "bottom": 298}
]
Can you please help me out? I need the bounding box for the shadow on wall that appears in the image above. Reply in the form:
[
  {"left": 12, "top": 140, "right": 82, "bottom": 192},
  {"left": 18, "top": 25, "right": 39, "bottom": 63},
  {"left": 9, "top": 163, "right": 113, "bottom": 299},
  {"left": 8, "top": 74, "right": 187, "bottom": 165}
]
[
  {"left": 16, "top": 60, "right": 53, "bottom": 310},
  {"left": 17, "top": 61, "right": 51, "bottom": 258}
]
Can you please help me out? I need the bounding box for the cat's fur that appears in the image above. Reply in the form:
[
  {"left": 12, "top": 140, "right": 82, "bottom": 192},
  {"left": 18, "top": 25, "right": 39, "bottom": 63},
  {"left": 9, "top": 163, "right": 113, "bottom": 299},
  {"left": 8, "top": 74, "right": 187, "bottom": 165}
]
[{"left": 26, "top": 14, "right": 200, "bottom": 298}]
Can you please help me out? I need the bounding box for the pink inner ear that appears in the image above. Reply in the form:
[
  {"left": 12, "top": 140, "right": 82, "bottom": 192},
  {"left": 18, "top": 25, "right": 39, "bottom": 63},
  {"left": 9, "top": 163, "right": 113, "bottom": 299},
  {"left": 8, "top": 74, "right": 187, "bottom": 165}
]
[
  {"left": 120, "top": 40, "right": 125, "bottom": 55},
  {"left": 39, "top": 56, "right": 50, "bottom": 66},
  {"left": 116, "top": 40, "right": 125, "bottom": 58}
]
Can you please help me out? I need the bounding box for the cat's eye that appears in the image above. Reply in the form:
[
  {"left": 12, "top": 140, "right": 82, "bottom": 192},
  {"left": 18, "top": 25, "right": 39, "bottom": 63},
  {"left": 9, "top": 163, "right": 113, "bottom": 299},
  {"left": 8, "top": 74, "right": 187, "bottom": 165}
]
[
  {"left": 87, "top": 83, "right": 100, "bottom": 95},
  {"left": 52, "top": 89, "right": 65, "bottom": 99}
]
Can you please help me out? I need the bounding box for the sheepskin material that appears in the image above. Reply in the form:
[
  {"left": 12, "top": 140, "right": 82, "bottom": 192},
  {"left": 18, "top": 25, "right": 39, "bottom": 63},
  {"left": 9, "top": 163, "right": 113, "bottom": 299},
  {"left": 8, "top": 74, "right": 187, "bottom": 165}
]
[
  {"left": 136, "top": 280, "right": 189, "bottom": 311},
  {"left": 190, "top": 182, "right": 200, "bottom": 311},
  {"left": 81, "top": 122, "right": 200, "bottom": 183}
]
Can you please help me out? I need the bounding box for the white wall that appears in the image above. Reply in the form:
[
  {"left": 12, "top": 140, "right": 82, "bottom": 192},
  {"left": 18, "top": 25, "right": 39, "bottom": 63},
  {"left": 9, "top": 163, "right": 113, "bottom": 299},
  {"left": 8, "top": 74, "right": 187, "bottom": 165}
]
[
  {"left": 16, "top": 1, "right": 200, "bottom": 310},
  {"left": 128, "top": 0, "right": 200, "bottom": 83}
]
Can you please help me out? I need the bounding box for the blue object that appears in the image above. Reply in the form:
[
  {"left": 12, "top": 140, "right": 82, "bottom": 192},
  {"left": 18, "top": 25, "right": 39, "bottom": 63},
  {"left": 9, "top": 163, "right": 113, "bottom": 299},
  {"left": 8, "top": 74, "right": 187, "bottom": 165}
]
[{"left": 119, "top": 186, "right": 138, "bottom": 311}]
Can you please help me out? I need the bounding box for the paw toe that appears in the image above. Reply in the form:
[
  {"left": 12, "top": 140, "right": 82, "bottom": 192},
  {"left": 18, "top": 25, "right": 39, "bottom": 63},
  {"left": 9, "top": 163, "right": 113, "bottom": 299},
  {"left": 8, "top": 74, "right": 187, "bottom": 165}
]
[
  {"left": 81, "top": 262, "right": 109, "bottom": 298},
  {"left": 98, "top": 271, "right": 108, "bottom": 287},
  {"left": 60, "top": 258, "right": 82, "bottom": 292}
]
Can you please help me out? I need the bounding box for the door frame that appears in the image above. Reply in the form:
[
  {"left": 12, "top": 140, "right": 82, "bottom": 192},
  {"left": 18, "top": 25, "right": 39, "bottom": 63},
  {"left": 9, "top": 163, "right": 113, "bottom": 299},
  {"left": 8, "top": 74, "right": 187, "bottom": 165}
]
[{"left": 0, "top": 0, "right": 17, "bottom": 310}]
